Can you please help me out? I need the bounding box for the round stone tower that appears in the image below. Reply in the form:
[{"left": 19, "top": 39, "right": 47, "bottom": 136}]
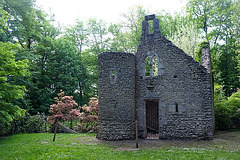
[{"left": 97, "top": 52, "right": 136, "bottom": 140}]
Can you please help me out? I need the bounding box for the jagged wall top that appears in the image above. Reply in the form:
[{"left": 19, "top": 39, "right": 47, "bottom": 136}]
[{"left": 141, "top": 14, "right": 160, "bottom": 35}]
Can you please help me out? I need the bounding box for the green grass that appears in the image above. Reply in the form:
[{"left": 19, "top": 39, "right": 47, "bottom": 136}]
[{"left": 0, "top": 133, "right": 239, "bottom": 160}]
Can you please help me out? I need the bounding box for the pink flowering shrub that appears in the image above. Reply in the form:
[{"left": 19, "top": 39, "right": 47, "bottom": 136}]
[
  {"left": 47, "top": 90, "right": 80, "bottom": 125},
  {"left": 47, "top": 90, "right": 98, "bottom": 133},
  {"left": 75, "top": 97, "right": 98, "bottom": 132}
]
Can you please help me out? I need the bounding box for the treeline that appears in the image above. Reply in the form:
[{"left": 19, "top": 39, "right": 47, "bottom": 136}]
[{"left": 0, "top": 0, "right": 240, "bottom": 129}]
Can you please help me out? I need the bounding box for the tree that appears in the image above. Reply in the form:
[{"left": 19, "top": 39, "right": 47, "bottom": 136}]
[
  {"left": 64, "top": 20, "right": 89, "bottom": 54},
  {"left": 187, "top": 0, "right": 240, "bottom": 96},
  {"left": 211, "top": 0, "right": 240, "bottom": 96},
  {"left": 47, "top": 90, "right": 80, "bottom": 141},
  {"left": 108, "top": 23, "right": 130, "bottom": 52},
  {"left": 0, "top": 0, "right": 64, "bottom": 113},
  {"left": 0, "top": 0, "right": 53, "bottom": 49},
  {"left": 169, "top": 21, "right": 200, "bottom": 58},
  {"left": 186, "top": 0, "right": 215, "bottom": 40},
  {"left": 115, "top": 6, "right": 148, "bottom": 53},
  {"left": 0, "top": 41, "right": 28, "bottom": 123},
  {"left": 64, "top": 20, "right": 96, "bottom": 104},
  {"left": 214, "top": 40, "right": 239, "bottom": 96},
  {"left": 87, "top": 18, "right": 111, "bottom": 54},
  {"left": 0, "top": 8, "right": 29, "bottom": 123},
  {"left": 27, "top": 37, "right": 87, "bottom": 114}
]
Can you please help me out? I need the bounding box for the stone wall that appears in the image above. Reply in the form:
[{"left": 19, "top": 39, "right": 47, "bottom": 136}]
[
  {"left": 135, "top": 15, "right": 214, "bottom": 139},
  {"left": 97, "top": 52, "right": 136, "bottom": 140}
]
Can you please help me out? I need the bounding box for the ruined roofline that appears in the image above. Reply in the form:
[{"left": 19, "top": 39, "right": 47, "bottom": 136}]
[
  {"left": 141, "top": 14, "right": 161, "bottom": 35},
  {"left": 138, "top": 38, "right": 209, "bottom": 75},
  {"left": 164, "top": 39, "right": 209, "bottom": 73},
  {"left": 140, "top": 14, "right": 210, "bottom": 75}
]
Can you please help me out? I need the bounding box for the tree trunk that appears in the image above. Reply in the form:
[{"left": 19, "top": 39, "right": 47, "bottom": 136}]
[
  {"left": 53, "top": 118, "right": 58, "bottom": 142},
  {"left": 70, "top": 120, "right": 73, "bottom": 129}
]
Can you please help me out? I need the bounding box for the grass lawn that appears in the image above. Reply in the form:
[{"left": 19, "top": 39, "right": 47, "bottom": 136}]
[{"left": 0, "top": 131, "right": 239, "bottom": 160}]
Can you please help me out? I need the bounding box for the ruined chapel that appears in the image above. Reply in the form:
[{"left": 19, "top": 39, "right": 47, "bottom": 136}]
[{"left": 97, "top": 14, "right": 214, "bottom": 140}]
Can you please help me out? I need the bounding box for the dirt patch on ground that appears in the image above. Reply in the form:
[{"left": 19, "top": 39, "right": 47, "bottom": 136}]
[{"left": 74, "top": 131, "right": 240, "bottom": 151}]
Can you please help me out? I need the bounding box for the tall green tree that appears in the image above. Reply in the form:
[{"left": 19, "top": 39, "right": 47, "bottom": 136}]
[
  {"left": 114, "top": 6, "right": 148, "bottom": 53},
  {"left": 211, "top": 0, "right": 239, "bottom": 96},
  {"left": 0, "top": 0, "right": 48, "bottom": 48},
  {"left": 0, "top": 0, "right": 78, "bottom": 113},
  {"left": 214, "top": 39, "right": 239, "bottom": 96},
  {"left": 187, "top": 0, "right": 240, "bottom": 96},
  {"left": 27, "top": 37, "right": 87, "bottom": 113},
  {"left": 169, "top": 22, "right": 200, "bottom": 58},
  {"left": 63, "top": 19, "right": 100, "bottom": 104},
  {"left": 64, "top": 20, "right": 89, "bottom": 53},
  {"left": 87, "top": 18, "right": 111, "bottom": 54},
  {"left": 0, "top": 41, "right": 28, "bottom": 123},
  {"left": 0, "top": 8, "right": 29, "bottom": 123},
  {"left": 186, "top": 0, "right": 215, "bottom": 40}
]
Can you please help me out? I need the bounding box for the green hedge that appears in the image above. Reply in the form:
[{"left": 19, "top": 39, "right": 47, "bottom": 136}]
[
  {"left": 0, "top": 112, "right": 48, "bottom": 136},
  {"left": 215, "top": 92, "right": 240, "bottom": 130}
]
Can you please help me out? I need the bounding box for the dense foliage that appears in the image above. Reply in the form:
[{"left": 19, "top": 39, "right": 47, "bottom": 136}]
[
  {"left": 187, "top": 0, "right": 240, "bottom": 96},
  {"left": 0, "top": 38, "right": 28, "bottom": 124},
  {"left": 215, "top": 91, "right": 240, "bottom": 130},
  {"left": 0, "top": 112, "right": 47, "bottom": 136}
]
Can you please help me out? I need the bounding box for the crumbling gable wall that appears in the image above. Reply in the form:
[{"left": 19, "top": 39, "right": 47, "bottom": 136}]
[{"left": 135, "top": 15, "right": 214, "bottom": 139}]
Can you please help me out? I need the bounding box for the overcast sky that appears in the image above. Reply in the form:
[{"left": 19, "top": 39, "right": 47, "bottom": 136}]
[{"left": 36, "top": 0, "right": 187, "bottom": 26}]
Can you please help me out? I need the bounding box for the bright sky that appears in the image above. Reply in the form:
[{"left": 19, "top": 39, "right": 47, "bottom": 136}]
[{"left": 36, "top": 0, "right": 187, "bottom": 26}]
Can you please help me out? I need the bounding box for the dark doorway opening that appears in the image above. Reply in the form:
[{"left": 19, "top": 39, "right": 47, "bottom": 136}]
[{"left": 146, "top": 100, "right": 159, "bottom": 139}]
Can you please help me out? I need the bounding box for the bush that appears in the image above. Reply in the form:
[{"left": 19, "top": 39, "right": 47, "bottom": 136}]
[
  {"left": 47, "top": 90, "right": 80, "bottom": 133},
  {"left": 215, "top": 92, "right": 240, "bottom": 130},
  {"left": 0, "top": 112, "right": 48, "bottom": 136},
  {"left": 47, "top": 90, "right": 98, "bottom": 133},
  {"left": 215, "top": 103, "right": 234, "bottom": 130},
  {"left": 232, "top": 111, "right": 240, "bottom": 128},
  {"left": 75, "top": 97, "right": 98, "bottom": 133}
]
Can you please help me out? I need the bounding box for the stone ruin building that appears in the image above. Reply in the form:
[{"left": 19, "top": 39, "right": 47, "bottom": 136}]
[{"left": 97, "top": 14, "right": 214, "bottom": 140}]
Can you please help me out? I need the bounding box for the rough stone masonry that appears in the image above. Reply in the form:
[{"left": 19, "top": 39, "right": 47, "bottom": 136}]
[{"left": 97, "top": 14, "right": 214, "bottom": 140}]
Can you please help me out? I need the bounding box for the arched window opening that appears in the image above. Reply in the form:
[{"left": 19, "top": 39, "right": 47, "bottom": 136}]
[
  {"left": 145, "top": 57, "right": 150, "bottom": 76},
  {"left": 152, "top": 56, "right": 158, "bottom": 76},
  {"left": 148, "top": 20, "right": 153, "bottom": 33}
]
